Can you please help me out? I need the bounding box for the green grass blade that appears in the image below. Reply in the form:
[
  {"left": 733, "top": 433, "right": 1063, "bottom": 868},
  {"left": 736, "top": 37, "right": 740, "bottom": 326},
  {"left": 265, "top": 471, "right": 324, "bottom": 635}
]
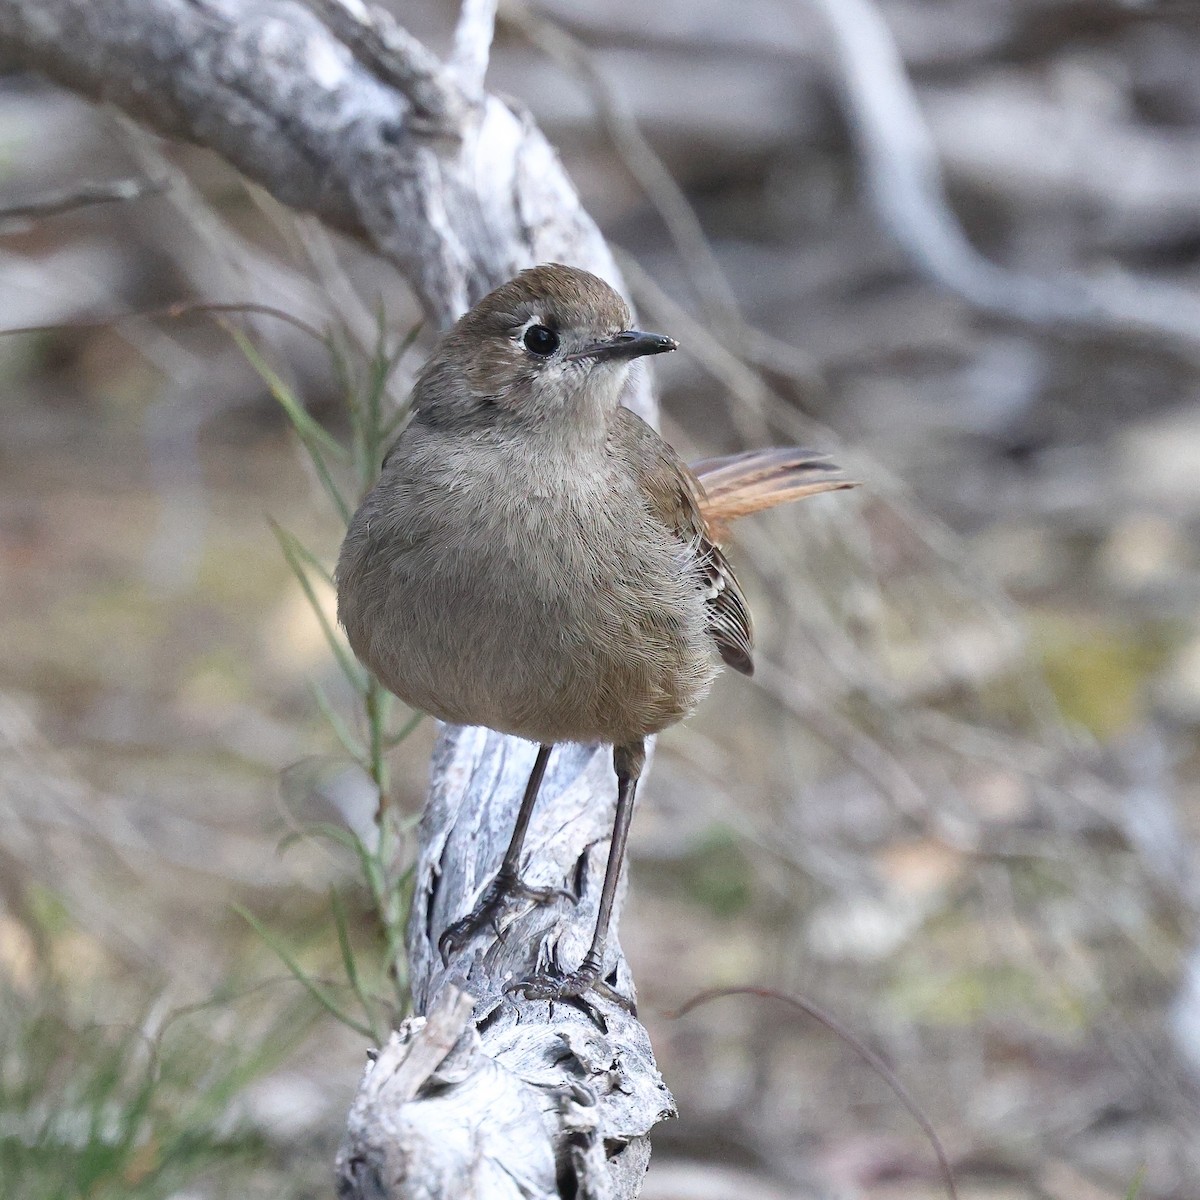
[
  {"left": 385, "top": 707, "right": 424, "bottom": 747},
  {"left": 231, "top": 326, "right": 353, "bottom": 522},
  {"left": 270, "top": 521, "right": 367, "bottom": 694},
  {"left": 277, "top": 822, "right": 374, "bottom": 863},
  {"left": 330, "top": 889, "right": 383, "bottom": 1044},
  {"left": 381, "top": 404, "right": 413, "bottom": 446},
  {"left": 308, "top": 679, "right": 368, "bottom": 764},
  {"left": 274, "top": 822, "right": 383, "bottom": 907},
  {"left": 232, "top": 905, "right": 374, "bottom": 1040},
  {"left": 389, "top": 317, "right": 425, "bottom": 370},
  {"left": 284, "top": 537, "right": 336, "bottom": 588},
  {"left": 326, "top": 327, "right": 366, "bottom": 471},
  {"left": 373, "top": 318, "right": 422, "bottom": 454},
  {"left": 306, "top": 440, "right": 353, "bottom": 526},
  {"left": 1124, "top": 1165, "right": 1147, "bottom": 1200},
  {"left": 229, "top": 326, "right": 348, "bottom": 464}
]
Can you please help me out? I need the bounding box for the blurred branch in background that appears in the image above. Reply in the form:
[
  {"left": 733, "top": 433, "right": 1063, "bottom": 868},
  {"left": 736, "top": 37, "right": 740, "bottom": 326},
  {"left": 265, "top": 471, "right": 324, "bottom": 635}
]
[
  {"left": 0, "top": 174, "right": 166, "bottom": 227},
  {"left": 0, "top": 0, "right": 620, "bottom": 327},
  {"left": 814, "top": 0, "right": 1200, "bottom": 352}
]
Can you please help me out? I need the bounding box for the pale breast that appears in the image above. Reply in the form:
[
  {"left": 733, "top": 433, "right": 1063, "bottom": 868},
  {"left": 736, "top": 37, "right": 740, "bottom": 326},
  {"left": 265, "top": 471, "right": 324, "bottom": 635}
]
[{"left": 336, "top": 431, "right": 717, "bottom": 745}]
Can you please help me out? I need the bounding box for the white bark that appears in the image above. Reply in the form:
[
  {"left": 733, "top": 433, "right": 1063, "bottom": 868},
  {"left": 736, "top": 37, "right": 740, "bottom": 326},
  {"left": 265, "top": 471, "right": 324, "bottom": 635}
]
[{"left": 0, "top": 1, "right": 671, "bottom": 1195}]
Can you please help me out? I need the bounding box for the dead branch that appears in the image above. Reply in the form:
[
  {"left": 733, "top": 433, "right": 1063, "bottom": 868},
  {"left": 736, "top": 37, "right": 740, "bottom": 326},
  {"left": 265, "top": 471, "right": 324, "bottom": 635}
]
[
  {"left": 0, "top": 0, "right": 672, "bottom": 1195},
  {"left": 0, "top": 0, "right": 639, "bottom": 342},
  {"left": 810, "top": 0, "right": 1200, "bottom": 353}
]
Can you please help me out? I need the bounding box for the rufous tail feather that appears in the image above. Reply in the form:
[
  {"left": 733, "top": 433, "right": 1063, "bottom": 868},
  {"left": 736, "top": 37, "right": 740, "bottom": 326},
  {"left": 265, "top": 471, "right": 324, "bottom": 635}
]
[{"left": 691, "top": 448, "right": 858, "bottom": 540}]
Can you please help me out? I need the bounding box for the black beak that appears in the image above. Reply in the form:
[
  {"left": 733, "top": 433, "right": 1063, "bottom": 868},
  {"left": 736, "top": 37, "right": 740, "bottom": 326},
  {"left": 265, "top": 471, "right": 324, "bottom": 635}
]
[{"left": 567, "top": 329, "right": 678, "bottom": 363}]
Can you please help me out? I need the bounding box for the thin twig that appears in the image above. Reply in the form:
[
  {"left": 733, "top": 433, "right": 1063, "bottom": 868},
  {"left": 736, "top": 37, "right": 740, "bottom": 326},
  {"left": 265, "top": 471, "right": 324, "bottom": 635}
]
[
  {"left": 505, "top": 0, "right": 740, "bottom": 330},
  {"left": 118, "top": 127, "right": 342, "bottom": 340},
  {"left": 614, "top": 248, "right": 773, "bottom": 440},
  {"left": 241, "top": 188, "right": 388, "bottom": 353},
  {"left": 508, "top": 2, "right": 823, "bottom": 392},
  {"left": 752, "top": 660, "right": 930, "bottom": 816},
  {"left": 671, "top": 986, "right": 960, "bottom": 1200},
  {"left": 0, "top": 175, "right": 166, "bottom": 224},
  {"left": 621, "top": 238, "right": 1071, "bottom": 753},
  {"left": 0, "top": 299, "right": 328, "bottom": 344}
]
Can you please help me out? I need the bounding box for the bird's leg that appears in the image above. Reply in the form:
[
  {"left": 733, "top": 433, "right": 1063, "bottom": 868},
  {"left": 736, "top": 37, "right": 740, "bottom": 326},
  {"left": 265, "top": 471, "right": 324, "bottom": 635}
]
[
  {"left": 438, "top": 743, "right": 572, "bottom": 962},
  {"left": 513, "top": 739, "right": 644, "bottom": 1002}
]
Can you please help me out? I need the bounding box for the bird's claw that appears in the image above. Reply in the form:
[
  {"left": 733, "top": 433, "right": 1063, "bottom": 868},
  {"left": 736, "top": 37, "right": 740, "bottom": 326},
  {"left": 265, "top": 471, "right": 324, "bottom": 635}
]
[
  {"left": 506, "top": 957, "right": 636, "bottom": 1012},
  {"left": 438, "top": 872, "right": 573, "bottom": 964},
  {"left": 506, "top": 963, "right": 600, "bottom": 1002}
]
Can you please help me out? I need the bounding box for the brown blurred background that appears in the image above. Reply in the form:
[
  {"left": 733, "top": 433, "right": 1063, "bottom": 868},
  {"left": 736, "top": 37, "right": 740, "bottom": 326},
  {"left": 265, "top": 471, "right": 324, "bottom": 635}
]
[{"left": 2, "top": 1, "right": 1200, "bottom": 1197}]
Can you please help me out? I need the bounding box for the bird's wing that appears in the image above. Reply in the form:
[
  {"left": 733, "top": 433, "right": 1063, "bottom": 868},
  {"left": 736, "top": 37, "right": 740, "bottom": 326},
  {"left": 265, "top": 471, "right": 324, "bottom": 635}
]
[{"left": 611, "top": 407, "right": 755, "bottom": 676}]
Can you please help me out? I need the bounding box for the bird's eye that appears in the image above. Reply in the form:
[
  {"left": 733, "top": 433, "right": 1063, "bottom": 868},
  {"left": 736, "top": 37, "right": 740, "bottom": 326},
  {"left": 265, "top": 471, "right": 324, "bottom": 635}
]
[{"left": 522, "top": 324, "right": 559, "bottom": 357}]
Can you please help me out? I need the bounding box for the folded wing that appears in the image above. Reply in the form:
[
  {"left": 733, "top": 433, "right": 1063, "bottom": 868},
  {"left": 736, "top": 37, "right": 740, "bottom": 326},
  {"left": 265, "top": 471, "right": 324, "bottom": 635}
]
[{"left": 613, "top": 409, "right": 857, "bottom": 678}]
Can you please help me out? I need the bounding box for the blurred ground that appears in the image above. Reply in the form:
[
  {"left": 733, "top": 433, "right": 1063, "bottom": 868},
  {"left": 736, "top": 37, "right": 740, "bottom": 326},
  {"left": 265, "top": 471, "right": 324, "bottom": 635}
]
[{"left": 2, "top": 0, "right": 1200, "bottom": 1197}]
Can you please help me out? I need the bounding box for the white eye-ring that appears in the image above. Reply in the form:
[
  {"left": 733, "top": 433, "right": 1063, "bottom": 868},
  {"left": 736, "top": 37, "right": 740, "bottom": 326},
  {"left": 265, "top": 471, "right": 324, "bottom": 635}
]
[{"left": 519, "top": 315, "right": 560, "bottom": 358}]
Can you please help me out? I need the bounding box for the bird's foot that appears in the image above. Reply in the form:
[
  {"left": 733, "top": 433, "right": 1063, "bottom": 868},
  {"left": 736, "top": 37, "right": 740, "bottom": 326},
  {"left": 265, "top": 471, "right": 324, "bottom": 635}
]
[
  {"left": 506, "top": 956, "right": 633, "bottom": 1011},
  {"left": 438, "top": 871, "right": 573, "bottom": 963},
  {"left": 509, "top": 961, "right": 600, "bottom": 1001}
]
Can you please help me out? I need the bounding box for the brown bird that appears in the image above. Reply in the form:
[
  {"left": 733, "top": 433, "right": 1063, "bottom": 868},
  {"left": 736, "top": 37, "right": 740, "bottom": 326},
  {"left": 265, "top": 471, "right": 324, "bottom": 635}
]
[{"left": 336, "top": 263, "right": 855, "bottom": 1001}]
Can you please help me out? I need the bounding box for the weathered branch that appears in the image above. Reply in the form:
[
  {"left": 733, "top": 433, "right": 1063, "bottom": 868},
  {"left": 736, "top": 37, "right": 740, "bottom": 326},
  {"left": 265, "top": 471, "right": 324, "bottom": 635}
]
[
  {"left": 304, "top": 0, "right": 463, "bottom": 132},
  {"left": 810, "top": 0, "right": 1200, "bottom": 353},
  {"left": 449, "top": 0, "right": 500, "bottom": 102},
  {"left": 0, "top": 0, "right": 670, "bottom": 1195},
  {"left": 0, "top": 0, "right": 633, "bottom": 342}
]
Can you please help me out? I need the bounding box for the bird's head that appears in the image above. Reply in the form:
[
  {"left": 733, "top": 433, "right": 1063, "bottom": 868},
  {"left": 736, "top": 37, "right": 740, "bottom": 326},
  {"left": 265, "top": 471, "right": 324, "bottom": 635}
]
[{"left": 413, "top": 263, "right": 676, "bottom": 435}]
